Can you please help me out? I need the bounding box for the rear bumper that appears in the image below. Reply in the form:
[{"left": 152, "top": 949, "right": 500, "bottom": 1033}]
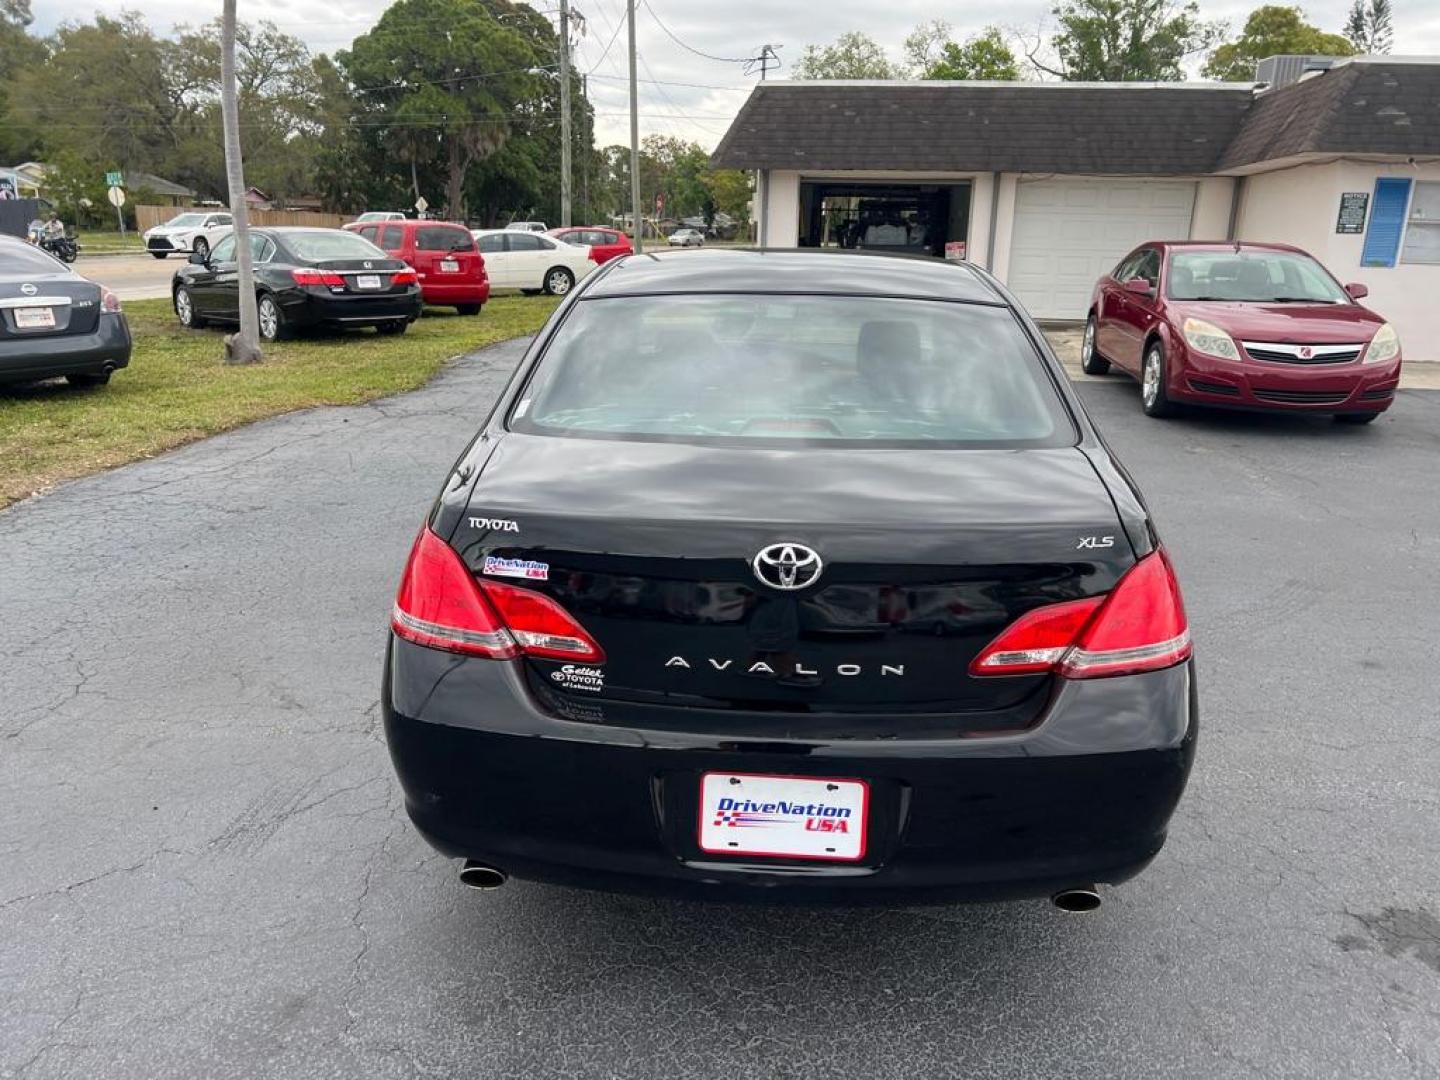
[
  {"left": 383, "top": 637, "right": 1197, "bottom": 904},
  {"left": 283, "top": 289, "right": 423, "bottom": 328},
  {"left": 1172, "top": 344, "right": 1401, "bottom": 413},
  {"left": 0, "top": 315, "right": 132, "bottom": 383},
  {"left": 419, "top": 280, "right": 489, "bottom": 306}
]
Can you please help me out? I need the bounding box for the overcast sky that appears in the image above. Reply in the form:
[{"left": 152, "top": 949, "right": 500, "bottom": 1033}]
[{"left": 29, "top": 0, "right": 1440, "bottom": 149}]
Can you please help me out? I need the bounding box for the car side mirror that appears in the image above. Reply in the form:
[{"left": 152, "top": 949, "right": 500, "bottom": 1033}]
[
  {"left": 1345, "top": 282, "right": 1369, "bottom": 300},
  {"left": 188, "top": 251, "right": 209, "bottom": 265},
  {"left": 1122, "top": 277, "right": 1154, "bottom": 297}
]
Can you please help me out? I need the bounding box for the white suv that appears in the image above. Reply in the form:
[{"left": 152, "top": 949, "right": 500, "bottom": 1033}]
[{"left": 143, "top": 212, "right": 234, "bottom": 260}]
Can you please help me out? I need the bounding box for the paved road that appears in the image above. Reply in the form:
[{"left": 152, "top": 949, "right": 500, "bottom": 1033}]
[
  {"left": 3, "top": 342, "right": 1438, "bottom": 1080},
  {"left": 75, "top": 253, "right": 177, "bottom": 301}
]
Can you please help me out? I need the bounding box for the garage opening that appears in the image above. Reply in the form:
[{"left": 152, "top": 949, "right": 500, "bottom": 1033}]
[{"left": 798, "top": 181, "right": 970, "bottom": 259}]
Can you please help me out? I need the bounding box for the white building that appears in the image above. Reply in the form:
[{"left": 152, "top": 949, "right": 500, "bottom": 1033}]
[{"left": 712, "top": 56, "right": 1440, "bottom": 360}]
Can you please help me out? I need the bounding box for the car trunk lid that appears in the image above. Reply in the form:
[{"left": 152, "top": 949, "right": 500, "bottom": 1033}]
[
  {"left": 455, "top": 434, "right": 1134, "bottom": 718},
  {"left": 0, "top": 276, "right": 102, "bottom": 339}
]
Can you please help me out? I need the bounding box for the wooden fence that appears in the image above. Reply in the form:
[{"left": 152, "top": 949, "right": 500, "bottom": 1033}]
[{"left": 135, "top": 205, "right": 350, "bottom": 232}]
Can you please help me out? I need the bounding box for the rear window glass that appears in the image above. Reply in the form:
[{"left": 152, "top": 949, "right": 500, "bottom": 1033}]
[
  {"left": 416, "top": 226, "right": 472, "bottom": 251},
  {"left": 283, "top": 231, "right": 385, "bottom": 261},
  {"left": 510, "top": 294, "right": 1073, "bottom": 448},
  {"left": 1, "top": 242, "right": 66, "bottom": 274}
]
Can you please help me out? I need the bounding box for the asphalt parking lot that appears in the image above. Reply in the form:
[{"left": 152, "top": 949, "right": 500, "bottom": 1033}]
[{"left": 3, "top": 341, "right": 1438, "bottom": 1080}]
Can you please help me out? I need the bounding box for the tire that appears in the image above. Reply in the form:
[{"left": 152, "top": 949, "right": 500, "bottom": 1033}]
[
  {"left": 174, "top": 286, "right": 206, "bottom": 329},
  {"left": 455, "top": 303, "right": 483, "bottom": 316},
  {"left": 1334, "top": 411, "right": 1380, "bottom": 425},
  {"left": 543, "top": 266, "right": 575, "bottom": 296},
  {"left": 151, "top": 252, "right": 168, "bottom": 260},
  {"left": 1081, "top": 315, "right": 1110, "bottom": 375},
  {"left": 1141, "top": 340, "right": 1176, "bottom": 418},
  {"left": 257, "top": 294, "right": 286, "bottom": 342},
  {"left": 66, "top": 370, "right": 111, "bottom": 388},
  {"left": 376, "top": 320, "right": 407, "bottom": 336},
  {"left": 192, "top": 237, "right": 209, "bottom": 261},
  {"left": 521, "top": 289, "right": 542, "bottom": 296}
]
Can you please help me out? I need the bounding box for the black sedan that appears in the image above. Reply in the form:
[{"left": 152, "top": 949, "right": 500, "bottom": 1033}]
[
  {"left": 382, "top": 249, "right": 1197, "bottom": 909},
  {"left": 0, "top": 234, "right": 131, "bottom": 388},
  {"left": 172, "top": 227, "right": 422, "bottom": 341}
]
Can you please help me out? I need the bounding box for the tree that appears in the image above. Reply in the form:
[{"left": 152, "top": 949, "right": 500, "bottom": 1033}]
[
  {"left": 340, "top": 0, "right": 550, "bottom": 220},
  {"left": 1344, "top": 0, "right": 1393, "bottom": 53},
  {"left": 927, "top": 29, "right": 1021, "bottom": 80},
  {"left": 220, "top": 0, "right": 261, "bottom": 365},
  {"left": 1036, "top": 0, "right": 1223, "bottom": 81},
  {"left": 902, "top": 20, "right": 953, "bottom": 76},
  {"left": 701, "top": 169, "right": 751, "bottom": 223},
  {"left": 0, "top": 10, "right": 43, "bottom": 162},
  {"left": 793, "top": 31, "right": 899, "bottom": 80},
  {"left": 1203, "top": 6, "right": 1354, "bottom": 81}
]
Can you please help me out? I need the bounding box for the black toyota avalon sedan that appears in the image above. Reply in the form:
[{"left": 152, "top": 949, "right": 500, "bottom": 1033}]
[
  {"left": 171, "top": 227, "right": 421, "bottom": 341},
  {"left": 383, "top": 249, "right": 1197, "bottom": 909},
  {"left": 0, "top": 234, "right": 131, "bottom": 388}
]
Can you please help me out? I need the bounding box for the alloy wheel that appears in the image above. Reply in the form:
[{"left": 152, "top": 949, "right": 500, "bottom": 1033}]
[
  {"left": 1142, "top": 349, "right": 1160, "bottom": 407},
  {"left": 547, "top": 269, "right": 572, "bottom": 295},
  {"left": 175, "top": 289, "right": 193, "bottom": 327},
  {"left": 258, "top": 298, "right": 279, "bottom": 341}
]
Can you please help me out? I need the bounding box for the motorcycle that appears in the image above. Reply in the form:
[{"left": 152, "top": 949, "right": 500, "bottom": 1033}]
[{"left": 25, "top": 222, "right": 80, "bottom": 263}]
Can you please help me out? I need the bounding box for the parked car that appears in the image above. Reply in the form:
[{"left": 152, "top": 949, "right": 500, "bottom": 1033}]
[
  {"left": 383, "top": 249, "right": 1196, "bottom": 908},
  {"left": 171, "top": 227, "right": 421, "bottom": 342},
  {"left": 667, "top": 228, "right": 704, "bottom": 248},
  {"left": 143, "top": 210, "right": 234, "bottom": 261},
  {"left": 507, "top": 221, "right": 548, "bottom": 233},
  {"left": 0, "top": 234, "right": 130, "bottom": 388},
  {"left": 470, "top": 229, "right": 594, "bottom": 296},
  {"left": 345, "top": 219, "right": 489, "bottom": 314},
  {"left": 547, "top": 226, "right": 632, "bottom": 265},
  {"left": 354, "top": 211, "right": 407, "bottom": 223},
  {"left": 1084, "top": 241, "right": 1401, "bottom": 423}
]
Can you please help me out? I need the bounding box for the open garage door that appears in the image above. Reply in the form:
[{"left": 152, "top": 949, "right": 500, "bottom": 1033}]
[{"left": 1007, "top": 179, "right": 1196, "bottom": 321}]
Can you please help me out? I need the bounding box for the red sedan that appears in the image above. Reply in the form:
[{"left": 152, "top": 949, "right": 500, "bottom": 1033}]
[
  {"left": 547, "top": 226, "right": 632, "bottom": 265},
  {"left": 1083, "top": 242, "right": 1401, "bottom": 423}
]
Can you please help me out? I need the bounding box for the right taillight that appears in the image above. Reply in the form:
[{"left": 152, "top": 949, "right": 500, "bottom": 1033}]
[
  {"left": 970, "top": 549, "right": 1191, "bottom": 680},
  {"left": 391, "top": 527, "right": 604, "bottom": 663}
]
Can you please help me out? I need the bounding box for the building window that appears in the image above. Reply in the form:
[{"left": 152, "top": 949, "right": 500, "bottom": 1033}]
[{"left": 1401, "top": 182, "right": 1440, "bottom": 265}]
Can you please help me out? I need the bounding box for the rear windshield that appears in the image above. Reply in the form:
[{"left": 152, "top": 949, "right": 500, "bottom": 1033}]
[
  {"left": 1, "top": 242, "right": 66, "bottom": 274},
  {"left": 509, "top": 294, "right": 1073, "bottom": 448},
  {"left": 283, "top": 231, "right": 386, "bottom": 261},
  {"left": 1168, "top": 250, "right": 1348, "bottom": 303}
]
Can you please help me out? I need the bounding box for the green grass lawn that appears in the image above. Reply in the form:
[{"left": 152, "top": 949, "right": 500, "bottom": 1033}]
[
  {"left": 76, "top": 229, "right": 146, "bottom": 254},
  {"left": 0, "top": 295, "right": 558, "bottom": 508}
]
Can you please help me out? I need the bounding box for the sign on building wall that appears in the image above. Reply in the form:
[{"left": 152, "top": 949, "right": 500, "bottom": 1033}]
[
  {"left": 944, "top": 240, "right": 967, "bottom": 262},
  {"left": 1336, "top": 192, "right": 1369, "bottom": 234}
]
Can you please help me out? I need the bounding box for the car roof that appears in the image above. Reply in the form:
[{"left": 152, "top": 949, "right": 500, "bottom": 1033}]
[
  {"left": 583, "top": 248, "right": 1006, "bottom": 303},
  {"left": 1143, "top": 240, "right": 1310, "bottom": 256}
]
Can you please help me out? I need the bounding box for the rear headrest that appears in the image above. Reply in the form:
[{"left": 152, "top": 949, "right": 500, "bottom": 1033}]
[{"left": 858, "top": 321, "right": 921, "bottom": 362}]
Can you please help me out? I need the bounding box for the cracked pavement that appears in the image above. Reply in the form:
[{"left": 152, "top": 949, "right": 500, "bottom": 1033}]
[{"left": 2, "top": 340, "right": 1439, "bottom": 1079}]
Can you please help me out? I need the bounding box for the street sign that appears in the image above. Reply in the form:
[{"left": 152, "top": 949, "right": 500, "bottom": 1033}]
[
  {"left": 107, "top": 185, "right": 127, "bottom": 208},
  {"left": 105, "top": 171, "right": 124, "bottom": 187},
  {"left": 414, "top": 196, "right": 429, "bottom": 213}
]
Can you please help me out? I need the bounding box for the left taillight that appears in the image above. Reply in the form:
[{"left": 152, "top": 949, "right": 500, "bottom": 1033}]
[
  {"left": 970, "top": 548, "right": 1191, "bottom": 680},
  {"left": 101, "top": 287, "right": 122, "bottom": 313},
  {"left": 391, "top": 527, "right": 603, "bottom": 662}
]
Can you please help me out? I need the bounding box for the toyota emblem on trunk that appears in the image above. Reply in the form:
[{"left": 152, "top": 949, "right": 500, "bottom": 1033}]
[{"left": 753, "top": 543, "right": 823, "bottom": 591}]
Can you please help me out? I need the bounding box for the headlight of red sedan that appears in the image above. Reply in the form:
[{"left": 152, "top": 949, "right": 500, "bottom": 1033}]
[
  {"left": 1182, "top": 317, "right": 1241, "bottom": 361},
  {"left": 1364, "top": 323, "right": 1400, "bottom": 364}
]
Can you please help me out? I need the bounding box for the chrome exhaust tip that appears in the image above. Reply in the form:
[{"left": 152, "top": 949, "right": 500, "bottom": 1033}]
[
  {"left": 1051, "top": 886, "right": 1101, "bottom": 913},
  {"left": 458, "top": 860, "right": 507, "bottom": 890}
]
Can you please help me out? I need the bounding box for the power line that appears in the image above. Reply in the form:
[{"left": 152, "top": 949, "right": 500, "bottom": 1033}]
[{"left": 640, "top": 0, "right": 751, "bottom": 64}]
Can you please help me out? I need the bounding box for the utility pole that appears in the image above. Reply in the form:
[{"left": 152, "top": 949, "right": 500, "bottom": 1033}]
[
  {"left": 627, "top": 0, "right": 641, "bottom": 252},
  {"left": 220, "top": 0, "right": 261, "bottom": 364},
  {"left": 580, "top": 73, "right": 590, "bottom": 224},
  {"left": 559, "top": 0, "right": 572, "bottom": 228}
]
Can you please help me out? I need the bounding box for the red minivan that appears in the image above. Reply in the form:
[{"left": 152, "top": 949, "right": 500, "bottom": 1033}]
[{"left": 345, "top": 220, "right": 489, "bottom": 314}]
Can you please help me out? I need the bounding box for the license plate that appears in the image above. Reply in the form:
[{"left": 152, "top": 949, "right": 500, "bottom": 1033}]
[
  {"left": 14, "top": 307, "right": 56, "bottom": 329},
  {"left": 439, "top": 259, "right": 459, "bottom": 273},
  {"left": 355, "top": 274, "right": 382, "bottom": 290},
  {"left": 698, "top": 772, "right": 868, "bottom": 861}
]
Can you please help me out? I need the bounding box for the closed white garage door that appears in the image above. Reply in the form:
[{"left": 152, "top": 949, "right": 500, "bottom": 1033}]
[{"left": 1007, "top": 179, "right": 1196, "bottom": 320}]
